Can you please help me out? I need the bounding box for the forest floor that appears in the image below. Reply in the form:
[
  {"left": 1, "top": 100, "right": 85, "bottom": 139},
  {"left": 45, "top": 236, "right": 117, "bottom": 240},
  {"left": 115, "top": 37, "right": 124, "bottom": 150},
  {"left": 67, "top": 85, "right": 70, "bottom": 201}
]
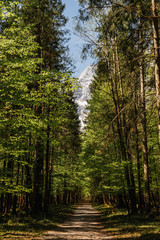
[
  {"left": 0, "top": 205, "right": 74, "bottom": 240},
  {"left": 96, "top": 204, "right": 160, "bottom": 239},
  {"left": 43, "top": 203, "right": 114, "bottom": 240},
  {"left": 1, "top": 203, "right": 160, "bottom": 239}
]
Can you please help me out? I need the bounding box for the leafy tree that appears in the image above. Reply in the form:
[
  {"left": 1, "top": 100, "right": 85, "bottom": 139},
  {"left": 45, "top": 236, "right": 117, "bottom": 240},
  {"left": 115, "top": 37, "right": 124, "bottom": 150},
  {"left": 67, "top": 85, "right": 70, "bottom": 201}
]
[
  {"left": 0, "top": 0, "right": 82, "bottom": 216},
  {"left": 0, "top": 8, "right": 41, "bottom": 213},
  {"left": 77, "top": 0, "right": 159, "bottom": 214}
]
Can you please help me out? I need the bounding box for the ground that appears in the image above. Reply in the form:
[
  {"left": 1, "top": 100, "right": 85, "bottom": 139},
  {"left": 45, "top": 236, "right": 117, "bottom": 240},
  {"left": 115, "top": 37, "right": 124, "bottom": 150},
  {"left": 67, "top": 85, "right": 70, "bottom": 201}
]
[
  {"left": 44, "top": 203, "right": 115, "bottom": 240},
  {"left": 1, "top": 203, "right": 160, "bottom": 239}
]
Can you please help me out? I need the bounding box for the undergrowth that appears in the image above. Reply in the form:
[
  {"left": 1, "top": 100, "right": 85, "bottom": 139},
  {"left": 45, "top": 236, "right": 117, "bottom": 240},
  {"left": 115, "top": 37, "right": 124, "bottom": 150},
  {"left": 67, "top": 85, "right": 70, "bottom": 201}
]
[
  {"left": 95, "top": 204, "right": 160, "bottom": 240},
  {"left": 0, "top": 204, "right": 74, "bottom": 240}
]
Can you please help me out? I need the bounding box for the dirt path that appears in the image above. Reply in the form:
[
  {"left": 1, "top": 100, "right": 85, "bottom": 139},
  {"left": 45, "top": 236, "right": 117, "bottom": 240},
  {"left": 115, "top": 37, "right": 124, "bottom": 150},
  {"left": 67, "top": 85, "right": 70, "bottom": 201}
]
[{"left": 43, "top": 203, "right": 115, "bottom": 240}]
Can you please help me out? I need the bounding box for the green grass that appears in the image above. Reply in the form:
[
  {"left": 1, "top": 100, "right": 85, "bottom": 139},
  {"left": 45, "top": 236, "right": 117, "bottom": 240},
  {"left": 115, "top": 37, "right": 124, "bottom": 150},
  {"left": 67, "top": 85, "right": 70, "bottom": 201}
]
[
  {"left": 95, "top": 204, "right": 160, "bottom": 239},
  {"left": 0, "top": 205, "right": 75, "bottom": 240}
]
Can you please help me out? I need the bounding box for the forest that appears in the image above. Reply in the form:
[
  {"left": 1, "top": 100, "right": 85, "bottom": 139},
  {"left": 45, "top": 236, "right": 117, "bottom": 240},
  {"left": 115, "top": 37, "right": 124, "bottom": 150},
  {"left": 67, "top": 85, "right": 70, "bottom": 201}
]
[
  {"left": 0, "top": 0, "right": 160, "bottom": 236},
  {"left": 78, "top": 0, "right": 160, "bottom": 215},
  {"left": 0, "top": 0, "right": 82, "bottom": 217}
]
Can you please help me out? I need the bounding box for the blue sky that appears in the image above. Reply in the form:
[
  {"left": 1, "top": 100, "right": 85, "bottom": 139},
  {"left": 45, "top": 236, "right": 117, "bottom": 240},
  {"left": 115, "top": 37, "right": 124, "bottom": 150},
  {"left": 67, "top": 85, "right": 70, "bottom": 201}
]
[{"left": 62, "top": 0, "right": 94, "bottom": 77}]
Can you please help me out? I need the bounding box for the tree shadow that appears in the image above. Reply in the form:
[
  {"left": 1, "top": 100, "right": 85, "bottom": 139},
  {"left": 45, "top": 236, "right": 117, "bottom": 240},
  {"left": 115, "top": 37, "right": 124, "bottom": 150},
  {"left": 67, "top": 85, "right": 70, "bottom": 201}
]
[
  {"left": 100, "top": 208, "right": 160, "bottom": 240},
  {"left": 118, "top": 233, "right": 160, "bottom": 240},
  {"left": 0, "top": 204, "right": 74, "bottom": 236}
]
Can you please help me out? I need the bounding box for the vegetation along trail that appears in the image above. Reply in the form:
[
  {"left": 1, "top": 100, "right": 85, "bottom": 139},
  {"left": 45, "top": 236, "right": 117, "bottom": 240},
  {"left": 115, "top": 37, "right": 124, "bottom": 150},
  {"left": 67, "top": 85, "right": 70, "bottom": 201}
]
[
  {"left": 44, "top": 203, "right": 115, "bottom": 240},
  {"left": 2, "top": 0, "right": 160, "bottom": 239}
]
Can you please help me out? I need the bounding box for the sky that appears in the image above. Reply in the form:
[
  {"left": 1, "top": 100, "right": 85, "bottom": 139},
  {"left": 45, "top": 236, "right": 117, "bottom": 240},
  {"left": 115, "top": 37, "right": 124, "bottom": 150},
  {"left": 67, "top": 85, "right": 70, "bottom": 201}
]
[{"left": 62, "top": 0, "right": 94, "bottom": 77}]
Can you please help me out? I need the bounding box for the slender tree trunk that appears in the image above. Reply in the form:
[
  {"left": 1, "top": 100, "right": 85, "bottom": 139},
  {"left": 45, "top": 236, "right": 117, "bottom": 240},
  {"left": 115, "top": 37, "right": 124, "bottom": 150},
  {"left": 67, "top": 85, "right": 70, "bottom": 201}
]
[
  {"left": 32, "top": 10, "right": 44, "bottom": 215},
  {"left": 5, "top": 158, "right": 13, "bottom": 214},
  {"left": 12, "top": 162, "right": 20, "bottom": 214},
  {"left": 133, "top": 75, "right": 144, "bottom": 212},
  {"left": 134, "top": 103, "right": 144, "bottom": 212},
  {"left": 25, "top": 166, "right": 31, "bottom": 214},
  {"left": 32, "top": 134, "right": 44, "bottom": 215},
  {"left": 110, "top": 61, "right": 136, "bottom": 213},
  {"left": 25, "top": 137, "right": 32, "bottom": 214},
  {"left": 63, "top": 173, "right": 67, "bottom": 205},
  {"left": 139, "top": 32, "right": 151, "bottom": 211},
  {"left": 48, "top": 148, "right": 53, "bottom": 205},
  {"left": 112, "top": 122, "right": 126, "bottom": 208},
  {"left": 151, "top": 0, "right": 160, "bottom": 199},
  {"left": 44, "top": 121, "right": 50, "bottom": 214},
  {"left": 115, "top": 42, "right": 137, "bottom": 213},
  {"left": 0, "top": 159, "right": 6, "bottom": 213}
]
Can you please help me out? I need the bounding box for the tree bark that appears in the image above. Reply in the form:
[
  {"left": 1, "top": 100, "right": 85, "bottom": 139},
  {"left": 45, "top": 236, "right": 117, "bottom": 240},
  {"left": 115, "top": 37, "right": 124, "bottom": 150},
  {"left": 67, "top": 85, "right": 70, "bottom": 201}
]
[
  {"left": 25, "top": 138, "right": 32, "bottom": 214},
  {"left": 44, "top": 121, "right": 50, "bottom": 214},
  {"left": 139, "top": 30, "right": 151, "bottom": 211},
  {"left": 32, "top": 134, "right": 44, "bottom": 215},
  {"left": 114, "top": 42, "right": 137, "bottom": 213},
  {"left": 12, "top": 162, "right": 20, "bottom": 214},
  {"left": 151, "top": 0, "right": 160, "bottom": 170}
]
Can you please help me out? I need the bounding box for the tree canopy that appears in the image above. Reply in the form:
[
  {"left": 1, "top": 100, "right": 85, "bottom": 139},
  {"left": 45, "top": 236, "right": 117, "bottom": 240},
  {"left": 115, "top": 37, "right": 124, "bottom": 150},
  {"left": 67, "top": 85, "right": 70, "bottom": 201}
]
[{"left": 0, "top": 0, "right": 160, "bottom": 218}]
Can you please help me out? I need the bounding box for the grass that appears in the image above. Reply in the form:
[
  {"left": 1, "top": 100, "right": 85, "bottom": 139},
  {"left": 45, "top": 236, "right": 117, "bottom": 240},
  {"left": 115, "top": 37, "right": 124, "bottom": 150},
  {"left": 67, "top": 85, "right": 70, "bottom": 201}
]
[
  {"left": 95, "top": 204, "right": 160, "bottom": 239},
  {"left": 0, "top": 204, "right": 75, "bottom": 240},
  {"left": 1, "top": 203, "right": 160, "bottom": 239}
]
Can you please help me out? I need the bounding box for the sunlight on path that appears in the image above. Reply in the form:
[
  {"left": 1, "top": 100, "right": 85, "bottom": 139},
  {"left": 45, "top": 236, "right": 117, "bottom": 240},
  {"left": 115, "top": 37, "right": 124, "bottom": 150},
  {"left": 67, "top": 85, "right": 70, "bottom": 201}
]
[{"left": 43, "top": 204, "right": 115, "bottom": 240}]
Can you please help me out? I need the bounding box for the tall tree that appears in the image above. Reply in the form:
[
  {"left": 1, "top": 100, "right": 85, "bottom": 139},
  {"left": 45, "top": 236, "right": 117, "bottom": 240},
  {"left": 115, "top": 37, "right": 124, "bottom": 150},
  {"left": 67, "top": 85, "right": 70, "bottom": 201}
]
[{"left": 77, "top": 0, "right": 159, "bottom": 213}]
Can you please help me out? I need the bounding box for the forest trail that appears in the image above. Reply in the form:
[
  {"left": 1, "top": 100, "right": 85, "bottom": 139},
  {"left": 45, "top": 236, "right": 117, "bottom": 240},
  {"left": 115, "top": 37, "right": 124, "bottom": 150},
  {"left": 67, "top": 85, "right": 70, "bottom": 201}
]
[{"left": 43, "top": 203, "right": 115, "bottom": 240}]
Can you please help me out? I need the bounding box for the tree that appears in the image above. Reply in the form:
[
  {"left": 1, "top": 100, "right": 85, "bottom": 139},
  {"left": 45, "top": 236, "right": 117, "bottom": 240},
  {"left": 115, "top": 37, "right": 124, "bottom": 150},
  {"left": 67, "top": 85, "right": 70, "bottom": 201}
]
[
  {"left": 0, "top": 0, "right": 82, "bottom": 216},
  {"left": 0, "top": 7, "right": 41, "bottom": 213},
  {"left": 77, "top": 0, "right": 159, "bottom": 213}
]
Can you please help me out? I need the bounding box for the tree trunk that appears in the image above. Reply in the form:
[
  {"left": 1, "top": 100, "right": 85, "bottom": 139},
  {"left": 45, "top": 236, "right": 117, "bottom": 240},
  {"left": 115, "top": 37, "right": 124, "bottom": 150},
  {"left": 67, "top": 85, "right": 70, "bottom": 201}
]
[
  {"left": 25, "top": 138, "right": 32, "bottom": 214},
  {"left": 134, "top": 107, "right": 144, "bottom": 212},
  {"left": 44, "top": 122, "right": 50, "bottom": 214},
  {"left": 48, "top": 148, "right": 53, "bottom": 205},
  {"left": 63, "top": 173, "right": 67, "bottom": 205},
  {"left": 114, "top": 42, "right": 137, "bottom": 213},
  {"left": 5, "top": 158, "right": 13, "bottom": 214},
  {"left": 151, "top": 0, "right": 160, "bottom": 200},
  {"left": 0, "top": 159, "right": 6, "bottom": 213},
  {"left": 32, "top": 134, "right": 44, "bottom": 215},
  {"left": 139, "top": 34, "right": 151, "bottom": 211},
  {"left": 12, "top": 162, "right": 20, "bottom": 214}
]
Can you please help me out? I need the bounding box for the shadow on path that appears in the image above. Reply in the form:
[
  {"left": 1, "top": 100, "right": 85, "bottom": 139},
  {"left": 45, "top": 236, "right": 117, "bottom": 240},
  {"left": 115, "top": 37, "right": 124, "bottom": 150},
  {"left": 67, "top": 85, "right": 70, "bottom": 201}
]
[{"left": 44, "top": 203, "right": 115, "bottom": 240}]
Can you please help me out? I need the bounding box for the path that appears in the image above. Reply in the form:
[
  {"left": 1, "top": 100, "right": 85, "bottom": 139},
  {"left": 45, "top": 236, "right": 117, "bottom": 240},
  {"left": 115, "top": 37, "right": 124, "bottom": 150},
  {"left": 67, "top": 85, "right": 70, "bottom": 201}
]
[{"left": 44, "top": 203, "right": 115, "bottom": 240}]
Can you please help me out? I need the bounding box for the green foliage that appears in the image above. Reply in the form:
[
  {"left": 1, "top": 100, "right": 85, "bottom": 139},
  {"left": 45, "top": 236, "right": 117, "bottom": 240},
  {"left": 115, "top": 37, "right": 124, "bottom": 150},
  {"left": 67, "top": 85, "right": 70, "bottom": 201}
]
[
  {"left": 0, "top": 0, "right": 81, "bottom": 216},
  {"left": 78, "top": 0, "right": 160, "bottom": 213}
]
